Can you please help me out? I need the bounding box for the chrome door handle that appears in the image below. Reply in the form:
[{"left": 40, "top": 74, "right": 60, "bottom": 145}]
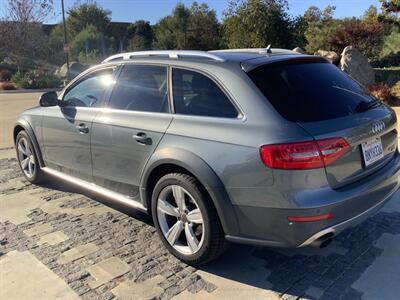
[
  {"left": 76, "top": 123, "right": 89, "bottom": 134},
  {"left": 133, "top": 132, "right": 152, "bottom": 145}
]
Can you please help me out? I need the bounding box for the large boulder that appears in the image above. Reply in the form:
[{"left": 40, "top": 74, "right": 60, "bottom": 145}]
[
  {"left": 56, "top": 61, "right": 86, "bottom": 80},
  {"left": 339, "top": 46, "right": 375, "bottom": 87},
  {"left": 292, "top": 47, "right": 305, "bottom": 54},
  {"left": 314, "top": 50, "right": 340, "bottom": 65}
]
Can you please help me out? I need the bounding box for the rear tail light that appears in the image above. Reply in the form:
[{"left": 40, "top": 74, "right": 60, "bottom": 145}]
[{"left": 260, "top": 138, "right": 349, "bottom": 170}]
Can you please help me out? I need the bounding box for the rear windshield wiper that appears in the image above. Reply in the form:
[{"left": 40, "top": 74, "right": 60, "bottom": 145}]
[{"left": 355, "top": 99, "right": 382, "bottom": 113}]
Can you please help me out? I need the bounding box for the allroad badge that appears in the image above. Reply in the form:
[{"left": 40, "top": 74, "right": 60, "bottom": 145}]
[{"left": 371, "top": 121, "right": 385, "bottom": 134}]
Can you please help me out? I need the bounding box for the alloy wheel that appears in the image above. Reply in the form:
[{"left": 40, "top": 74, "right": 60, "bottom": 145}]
[
  {"left": 157, "top": 185, "right": 205, "bottom": 255},
  {"left": 17, "top": 137, "right": 35, "bottom": 178}
]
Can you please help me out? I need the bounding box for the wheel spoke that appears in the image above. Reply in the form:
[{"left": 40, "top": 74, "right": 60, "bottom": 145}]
[
  {"left": 28, "top": 159, "right": 34, "bottom": 175},
  {"left": 172, "top": 185, "right": 186, "bottom": 211},
  {"left": 22, "top": 139, "right": 31, "bottom": 155},
  {"left": 166, "top": 220, "right": 184, "bottom": 245},
  {"left": 18, "top": 143, "right": 27, "bottom": 155},
  {"left": 158, "top": 198, "right": 179, "bottom": 217},
  {"left": 21, "top": 157, "right": 29, "bottom": 169},
  {"left": 185, "top": 223, "right": 199, "bottom": 253},
  {"left": 187, "top": 208, "right": 203, "bottom": 224}
]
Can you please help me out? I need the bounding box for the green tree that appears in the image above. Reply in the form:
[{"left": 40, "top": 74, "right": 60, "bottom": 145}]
[
  {"left": 126, "top": 20, "right": 153, "bottom": 51},
  {"left": 222, "top": 0, "right": 293, "bottom": 49},
  {"left": 153, "top": 16, "right": 177, "bottom": 49},
  {"left": 70, "top": 25, "right": 114, "bottom": 64},
  {"left": 67, "top": 2, "right": 111, "bottom": 37},
  {"left": 186, "top": 2, "right": 221, "bottom": 50},
  {"left": 303, "top": 5, "right": 337, "bottom": 53},
  {"left": 379, "top": 0, "right": 400, "bottom": 14}
]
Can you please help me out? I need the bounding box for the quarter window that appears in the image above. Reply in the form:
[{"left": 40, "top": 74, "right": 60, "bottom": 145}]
[
  {"left": 108, "top": 65, "right": 168, "bottom": 113},
  {"left": 63, "top": 69, "right": 114, "bottom": 107},
  {"left": 172, "top": 69, "right": 238, "bottom": 118}
]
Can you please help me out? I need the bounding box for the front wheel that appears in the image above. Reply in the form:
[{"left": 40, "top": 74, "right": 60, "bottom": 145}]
[
  {"left": 16, "top": 131, "right": 45, "bottom": 184},
  {"left": 151, "top": 173, "right": 227, "bottom": 265}
]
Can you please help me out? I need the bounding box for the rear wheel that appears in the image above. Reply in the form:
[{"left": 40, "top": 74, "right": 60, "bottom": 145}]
[
  {"left": 16, "top": 131, "right": 45, "bottom": 183},
  {"left": 151, "top": 173, "right": 227, "bottom": 265}
]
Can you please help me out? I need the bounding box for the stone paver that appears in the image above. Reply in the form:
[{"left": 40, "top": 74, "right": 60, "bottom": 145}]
[
  {"left": 87, "top": 256, "right": 131, "bottom": 289},
  {"left": 37, "top": 230, "right": 69, "bottom": 246},
  {"left": 0, "top": 250, "right": 80, "bottom": 300},
  {"left": 23, "top": 223, "right": 54, "bottom": 237},
  {"left": 58, "top": 243, "right": 100, "bottom": 265},
  {"left": 0, "top": 190, "right": 52, "bottom": 225},
  {"left": 111, "top": 275, "right": 165, "bottom": 299}
]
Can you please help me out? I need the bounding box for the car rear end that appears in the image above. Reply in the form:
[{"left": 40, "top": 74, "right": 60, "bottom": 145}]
[{"left": 228, "top": 56, "right": 400, "bottom": 248}]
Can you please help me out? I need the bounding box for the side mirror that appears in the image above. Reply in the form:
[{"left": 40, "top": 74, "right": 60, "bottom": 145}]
[{"left": 39, "top": 91, "right": 59, "bottom": 107}]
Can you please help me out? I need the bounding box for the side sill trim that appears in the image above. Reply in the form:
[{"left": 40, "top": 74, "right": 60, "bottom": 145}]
[{"left": 41, "top": 167, "right": 147, "bottom": 213}]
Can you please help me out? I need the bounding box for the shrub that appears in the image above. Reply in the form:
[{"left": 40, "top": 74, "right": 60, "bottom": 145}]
[
  {"left": 327, "top": 18, "right": 384, "bottom": 60},
  {"left": 368, "top": 83, "right": 400, "bottom": 106},
  {"left": 11, "top": 70, "right": 61, "bottom": 89},
  {"left": 0, "top": 69, "right": 12, "bottom": 81},
  {"left": 392, "top": 81, "right": 400, "bottom": 99},
  {"left": 0, "top": 82, "right": 16, "bottom": 90}
]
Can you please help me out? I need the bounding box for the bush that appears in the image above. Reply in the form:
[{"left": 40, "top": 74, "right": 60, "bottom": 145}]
[
  {"left": 0, "top": 69, "right": 12, "bottom": 81},
  {"left": 368, "top": 83, "right": 400, "bottom": 106},
  {"left": 327, "top": 18, "right": 384, "bottom": 61},
  {"left": 392, "top": 81, "right": 400, "bottom": 99},
  {"left": 0, "top": 82, "right": 16, "bottom": 90},
  {"left": 11, "top": 70, "right": 61, "bottom": 89}
]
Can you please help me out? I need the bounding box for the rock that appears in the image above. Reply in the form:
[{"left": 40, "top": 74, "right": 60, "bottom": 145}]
[
  {"left": 339, "top": 46, "right": 375, "bottom": 87},
  {"left": 292, "top": 47, "right": 305, "bottom": 54},
  {"left": 55, "top": 62, "right": 86, "bottom": 80},
  {"left": 314, "top": 50, "right": 340, "bottom": 65}
]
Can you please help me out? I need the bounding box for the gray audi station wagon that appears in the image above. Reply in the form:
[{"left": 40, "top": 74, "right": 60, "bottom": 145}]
[{"left": 14, "top": 49, "right": 400, "bottom": 264}]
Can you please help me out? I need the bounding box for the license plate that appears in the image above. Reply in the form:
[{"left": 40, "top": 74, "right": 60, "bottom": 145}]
[{"left": 361, "top": 137, "right": 384, "bottom": 167}]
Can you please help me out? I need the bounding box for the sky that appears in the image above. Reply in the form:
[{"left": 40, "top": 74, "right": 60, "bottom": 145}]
[{"left": 0, "top": 0, "right": 383, "bottom": 24}]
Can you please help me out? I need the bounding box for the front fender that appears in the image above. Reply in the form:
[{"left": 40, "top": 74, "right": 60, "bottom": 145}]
[
  {"left": 14, "top": 118, "right": 44, "bottom": 167},
  {"left": 140, "top": 147, "right": 240, "bottom": 236}
]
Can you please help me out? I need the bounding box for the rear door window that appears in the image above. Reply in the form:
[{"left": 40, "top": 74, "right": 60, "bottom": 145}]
[
  {"left": 172, "top": 68, "right": 238, "bottom": 118},
  {"left": 247, "top": 61, "right": 376, "bottom": 122}
]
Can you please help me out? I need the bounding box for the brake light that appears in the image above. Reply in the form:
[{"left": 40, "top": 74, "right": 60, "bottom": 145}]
[{"left": 260, "top": 138, "right": 349, "bottom": 170}]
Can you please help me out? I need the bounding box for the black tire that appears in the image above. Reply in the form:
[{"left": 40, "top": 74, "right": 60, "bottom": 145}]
[
  {"left": 15, "top": 130, "right": 46, "bottom": 184},
  {"left": 151, "top": 173, "right": 227, "bottom": 265}
]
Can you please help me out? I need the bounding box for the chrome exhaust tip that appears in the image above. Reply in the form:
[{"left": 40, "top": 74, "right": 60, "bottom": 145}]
[{"left": 310, "top": 232, "right": 334, "bottom": 248}]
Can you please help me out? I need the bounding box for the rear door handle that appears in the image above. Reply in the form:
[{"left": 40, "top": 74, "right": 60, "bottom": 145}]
[
  {"left": 133, "top": 132, "right": 152, "bottom": 145},
  {"left": 76, "top": 123, "right": 89, "bottom": 134}
]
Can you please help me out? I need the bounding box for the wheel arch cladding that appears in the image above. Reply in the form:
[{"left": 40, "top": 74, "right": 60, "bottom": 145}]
[
  {"left": 14, "top": 119, "right": 44, "bottom": 167},
  {"left": 140, "top": 147, "right": 240, "bottom": 236}
]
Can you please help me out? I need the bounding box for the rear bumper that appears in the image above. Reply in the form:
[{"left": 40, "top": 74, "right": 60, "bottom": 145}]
[{"left": 226, "top": 151, "right": 400, "bottom": 248}]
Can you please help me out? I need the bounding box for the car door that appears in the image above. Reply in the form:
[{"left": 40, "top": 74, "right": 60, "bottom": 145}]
[
  {"left": 42, "top": 67, "right": 116, "bottom": 181},
  {"left": 91, "top": 64, "right": 173, "bottom": 198}
]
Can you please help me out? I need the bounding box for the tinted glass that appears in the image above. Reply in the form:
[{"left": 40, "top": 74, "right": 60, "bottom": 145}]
[
  {"left": 172, "top": 69, "right": 238, "bottom": 118},
  {"left": 63, "top": 69, "right": 114, "bottom": 107},
  {"left": 108, "top": 65, "right": 168, "bottom": 113},
  {"left": 248, "top": 61, "right": 376, "bottom": 122}
]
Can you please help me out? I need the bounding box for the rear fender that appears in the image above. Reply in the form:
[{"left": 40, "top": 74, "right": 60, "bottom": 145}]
[{"left": 140, "top": 147, "right": 240, "bottom": 236}]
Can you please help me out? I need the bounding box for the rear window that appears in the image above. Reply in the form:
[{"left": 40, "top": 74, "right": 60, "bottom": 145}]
[{"left": 248, "top": 61, "right": 375, "bottom": 122}]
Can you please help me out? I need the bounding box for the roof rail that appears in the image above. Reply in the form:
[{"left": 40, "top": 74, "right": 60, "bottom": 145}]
[{"left": 102, "top": 50, "right": 225, "bottom": 63}]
